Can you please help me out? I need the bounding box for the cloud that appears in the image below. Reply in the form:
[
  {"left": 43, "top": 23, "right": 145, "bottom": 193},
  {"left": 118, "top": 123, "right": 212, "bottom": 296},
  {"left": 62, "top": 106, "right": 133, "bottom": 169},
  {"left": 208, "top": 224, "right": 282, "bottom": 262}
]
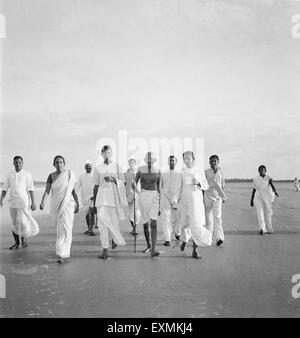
[{"left": 1, "top": 0, "right": 299, "bottom": 180}]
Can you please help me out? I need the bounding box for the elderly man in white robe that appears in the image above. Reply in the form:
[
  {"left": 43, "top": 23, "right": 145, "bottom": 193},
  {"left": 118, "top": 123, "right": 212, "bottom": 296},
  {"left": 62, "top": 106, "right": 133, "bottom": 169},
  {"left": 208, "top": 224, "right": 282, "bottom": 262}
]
[
  {"left": 77, "top": 160, "right": 96, "bottom": 236},
  {"left": 93, "top": 145, "right": 127, "bottom": 259},
  {"left": 160, "top": 155, "right": 181, "bottom": 246},
  {"left": 0, "top": 156, "right": 39, "bottom": 250}
]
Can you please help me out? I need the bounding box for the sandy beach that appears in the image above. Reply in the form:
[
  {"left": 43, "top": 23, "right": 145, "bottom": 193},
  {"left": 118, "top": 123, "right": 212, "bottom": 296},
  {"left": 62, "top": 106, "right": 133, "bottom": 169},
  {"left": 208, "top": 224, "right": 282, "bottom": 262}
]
[{"left": 0, "top": 182, "right": 300, "bottom": 317}]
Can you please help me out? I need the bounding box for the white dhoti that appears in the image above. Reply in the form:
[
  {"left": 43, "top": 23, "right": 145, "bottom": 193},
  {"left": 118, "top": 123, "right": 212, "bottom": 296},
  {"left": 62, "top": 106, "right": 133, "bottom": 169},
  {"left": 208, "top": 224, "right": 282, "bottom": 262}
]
[
  {"left": 3, "top": 169, "right": 39, "bottom": 239},
  {"left": 83, "top": 199, "right": 94, "bottom": 215},
  {"left": 180, "top": 209, "right": 212, "bottom": 246},
  {"left": 179, "top": 191, "right": 212, "bottom": 246},
  {"left": 98, "top": 206, "right": 126, "bottom": 249},
  {"left": 161, "top": 195, "right": 180, "bottom": 241},
  {"left": 78, "top": 172, "right": 94, "bottom": 215},
  {"left": 10, "top": 206, "right": 39, "bottom": 238},
  {"left": 204, "top": 197, "right": 224, "bottom": 242},
  {"left": 139, "top": 190, "right": 159, "bottom": 224}
]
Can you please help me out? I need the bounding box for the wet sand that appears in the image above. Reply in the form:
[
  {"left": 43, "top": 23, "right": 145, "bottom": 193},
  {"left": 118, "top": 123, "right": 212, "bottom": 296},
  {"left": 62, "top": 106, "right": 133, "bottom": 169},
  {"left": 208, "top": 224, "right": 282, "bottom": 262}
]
[{"left": 0, "top": 182, "right": 300, "bottom": 317}]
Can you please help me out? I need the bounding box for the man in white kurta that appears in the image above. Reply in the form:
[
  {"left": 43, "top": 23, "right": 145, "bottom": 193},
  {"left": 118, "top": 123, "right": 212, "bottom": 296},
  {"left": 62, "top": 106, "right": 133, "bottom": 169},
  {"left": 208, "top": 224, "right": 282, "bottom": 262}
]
[
  {"left": 160, "top": 156, "right": 181, "bottom": 246},
  {"left": 93, "top": 146, "right": 126, "bottom": 259},
  {"left": 0, "top": 156, "right": 39, "bottom": 249},
  {"left": 204, "top": 155, "right": 226, "bottom": 246},
  {"left": 77, "top": 161, "right": 96, "bottom": 235}
]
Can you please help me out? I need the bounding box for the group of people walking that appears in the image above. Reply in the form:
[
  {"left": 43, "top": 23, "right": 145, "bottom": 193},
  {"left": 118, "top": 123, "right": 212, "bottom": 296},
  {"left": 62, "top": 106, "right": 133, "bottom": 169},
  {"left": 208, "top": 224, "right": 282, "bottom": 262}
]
[{"left": 0, "top": 146, "right": 279, "bottom": 263}]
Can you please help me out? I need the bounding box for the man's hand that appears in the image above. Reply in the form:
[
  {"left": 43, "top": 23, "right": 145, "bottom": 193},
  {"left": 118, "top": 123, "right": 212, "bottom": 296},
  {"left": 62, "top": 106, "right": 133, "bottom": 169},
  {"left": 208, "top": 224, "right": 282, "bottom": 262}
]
[
  {"left": 0, "top": 199, "right": 3, "bottom": 207},
  {"left": 250, "top": 200, "right": 254, "bottom": 207},
  {"left": 31, "top": 202, "right": 36, "bottom": 211},
  {"left": 275, "top": 192, "right": 279, "bottom": 197},
  {"left": 40, "top": 202, "right": 44, "bottom": 210}
]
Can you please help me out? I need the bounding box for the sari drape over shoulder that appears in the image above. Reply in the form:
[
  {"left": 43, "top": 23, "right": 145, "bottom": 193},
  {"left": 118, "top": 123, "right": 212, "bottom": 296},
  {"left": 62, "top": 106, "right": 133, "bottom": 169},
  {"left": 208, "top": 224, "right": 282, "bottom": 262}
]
[
  {"left": 11, "top": 194, "right": 39, "bottom": 238},
  {"left": 253, "top": 175, "right": 274, "bottom": 205}
]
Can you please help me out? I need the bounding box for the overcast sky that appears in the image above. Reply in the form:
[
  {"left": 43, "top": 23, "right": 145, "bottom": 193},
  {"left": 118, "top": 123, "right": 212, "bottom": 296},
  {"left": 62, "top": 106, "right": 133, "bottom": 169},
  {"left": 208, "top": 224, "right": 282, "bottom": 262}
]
[{"left": 1, "top": 0, "right": 299, "bottom": 180}]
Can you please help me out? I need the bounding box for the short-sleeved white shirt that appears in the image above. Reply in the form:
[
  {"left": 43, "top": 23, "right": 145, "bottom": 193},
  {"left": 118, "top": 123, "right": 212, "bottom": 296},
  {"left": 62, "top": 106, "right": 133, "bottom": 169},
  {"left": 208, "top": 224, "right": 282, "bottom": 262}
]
[
  {"left": 3, "top": 169, "right": 34, "bottom": 208},
  {"left": 204, "top": 167, "right": 225, "bottom": 201}
]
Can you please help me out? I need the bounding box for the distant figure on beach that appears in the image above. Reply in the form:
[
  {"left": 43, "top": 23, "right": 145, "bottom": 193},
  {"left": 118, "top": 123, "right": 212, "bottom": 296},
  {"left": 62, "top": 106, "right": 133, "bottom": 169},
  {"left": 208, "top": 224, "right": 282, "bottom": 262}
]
[
  {"left": 0, "top": 156, "right": 39, "bottom": 250},
  {"left": 40, "top": 155, "right": 79, "bottom": 263},
  {"left": 160, "top": 155, "right": 181, "bottom": 246},
  {"left": 77, "top": 160, "right": 96, "bottom": 236},
  {"left": 204, "top": 155, "right": 227, "bottom": 247},
  {"left": 124, "top": 158, "right": 140, "bottom": 236},
  {"left": 93, "top": 145, "right": 127, "bottom": 259},
  {"left": 178, "top": 151, "right": 212, "bottom": 259},
  {"left": 250, "top": 165, "right": 279, "bottom": 235},
  {"left": 134, "top": 152, "right": 161, "bottom": 257},
  {"left": 294, "top": 178, "right": 299, "bottom": 192}
]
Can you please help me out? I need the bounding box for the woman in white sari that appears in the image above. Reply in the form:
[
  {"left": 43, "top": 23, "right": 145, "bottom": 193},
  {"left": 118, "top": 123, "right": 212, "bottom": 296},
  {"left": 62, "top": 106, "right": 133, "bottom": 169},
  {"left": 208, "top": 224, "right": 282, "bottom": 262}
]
[
  {"left": 40, "top": 155, "right": 79, "bottom": 263},
  {"left": 250, "top": 165, "right": 279, "bottom": 234},
  {"left": 178, "top": 151, "right": 212, "bottom": 259}
]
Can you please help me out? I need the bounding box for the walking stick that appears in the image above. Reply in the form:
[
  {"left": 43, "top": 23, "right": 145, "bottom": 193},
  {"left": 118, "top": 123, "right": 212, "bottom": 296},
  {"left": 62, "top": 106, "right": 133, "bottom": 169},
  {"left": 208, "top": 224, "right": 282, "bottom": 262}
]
[
  {"left": 88, "top": 211, "right": 91, "bottom": 233},
  {"left": 133, "top": 183, "right": 137, "bottom": 253},
  {"left": 171, "top": 202, "right": 177, "bottom": 249}
]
